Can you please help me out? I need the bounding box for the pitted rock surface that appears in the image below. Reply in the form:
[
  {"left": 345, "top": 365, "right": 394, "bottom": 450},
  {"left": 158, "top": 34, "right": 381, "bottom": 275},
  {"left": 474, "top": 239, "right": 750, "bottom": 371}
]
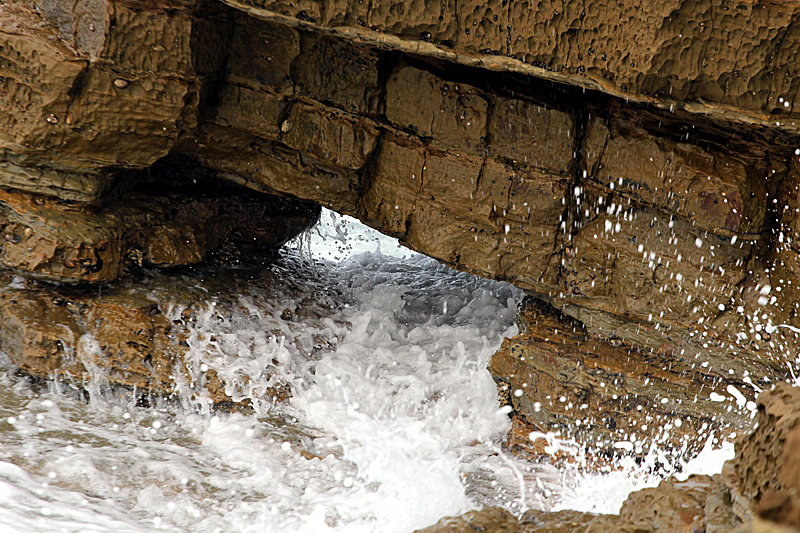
[
  {"left": 224, "top": 0, "right": 800, "bottom": 135},
  {"left": 732, "top": 385, "right": 800, "bottom": 528}
]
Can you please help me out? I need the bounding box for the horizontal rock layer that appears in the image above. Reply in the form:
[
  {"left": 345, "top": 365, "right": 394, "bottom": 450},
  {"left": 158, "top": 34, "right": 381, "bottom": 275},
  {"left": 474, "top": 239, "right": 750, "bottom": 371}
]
[
  {"left": 0, "top": 166, "right": 320, "bottom": 283},
  {"left": 224, "top": 0, "right": 800, "bottom": 136},
  {"left": 491, "top": 298, "right": 750, "bottom": 457}
]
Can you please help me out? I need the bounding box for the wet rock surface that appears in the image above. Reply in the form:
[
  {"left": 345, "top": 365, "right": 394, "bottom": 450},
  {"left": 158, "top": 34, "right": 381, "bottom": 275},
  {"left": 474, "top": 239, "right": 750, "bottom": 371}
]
[
  {"left": 2, "top": 5, "right": 800, "bottom": 529},
  {"left": 418, "top": 388, "right": 800, "bottom": 532},
  {"left": 0, "top": 256, "right": 325, "bottom": 404},
  {"left": 3, "top": 1, "right": 798, "bottom": 391},
  {"left": 731, "top": 385, "right": 800, "bottom": 529},
  {"left": 491, "top": 298, "right": 752, "bottom": 457}
]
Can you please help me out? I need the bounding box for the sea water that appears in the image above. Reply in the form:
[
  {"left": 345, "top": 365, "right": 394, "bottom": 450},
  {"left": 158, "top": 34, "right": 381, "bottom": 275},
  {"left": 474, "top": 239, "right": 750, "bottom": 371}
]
[{"left": 0, "top": 210, "right": 734, "bottom": 532}]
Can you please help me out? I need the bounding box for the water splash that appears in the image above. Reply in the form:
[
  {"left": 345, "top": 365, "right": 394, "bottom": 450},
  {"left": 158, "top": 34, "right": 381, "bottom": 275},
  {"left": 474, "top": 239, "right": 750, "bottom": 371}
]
[{"left": 0, "top": 210, "right": 739, "bottom": 531}]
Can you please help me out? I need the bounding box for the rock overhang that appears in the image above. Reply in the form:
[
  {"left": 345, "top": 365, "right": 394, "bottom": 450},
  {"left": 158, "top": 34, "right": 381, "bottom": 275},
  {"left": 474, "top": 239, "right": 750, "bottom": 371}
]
[{"left": 2, "top": 0, "right": 800, "bottom": 459}]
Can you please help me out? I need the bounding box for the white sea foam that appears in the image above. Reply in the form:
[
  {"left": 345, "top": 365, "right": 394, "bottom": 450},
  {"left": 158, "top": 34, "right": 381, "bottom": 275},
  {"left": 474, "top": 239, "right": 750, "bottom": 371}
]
[{"left": 0, "top": 210, "right": 739, "bottom": 531}]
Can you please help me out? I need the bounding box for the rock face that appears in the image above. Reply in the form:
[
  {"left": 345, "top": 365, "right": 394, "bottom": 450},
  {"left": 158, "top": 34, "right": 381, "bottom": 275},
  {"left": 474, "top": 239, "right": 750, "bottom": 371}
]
[
  {"left": 224, "top": 0, "right": 800, "bottom": 136},
  {"left": 0, "top": 168, "right": 319, "bottom": 284},
  {"left": 490, "top": 298, "right": 750, "bottom": 457},
  {"left": 2, "top": 0, "right": 800, "bottom": 462},
  {"left": 731, "top": 385, "right": 800, "bottom": 528}
]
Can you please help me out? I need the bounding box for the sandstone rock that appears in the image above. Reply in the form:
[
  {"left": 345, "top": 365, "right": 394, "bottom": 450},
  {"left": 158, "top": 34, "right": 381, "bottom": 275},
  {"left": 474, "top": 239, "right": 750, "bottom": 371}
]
[
  {"left": 1, "top": 0, "right": 799, "bottom": 469},
  {"left": 0, "top": 1, "right": 197, "bottom": 173},
  {"left": 0, "top": 166, "right": 319, "bottom": 283},
  {"left": 386, "top": 64, "right": 488, "bottom": 154},
  {"left": 0, "top": 268, "right": 180, "bottom": 394},
  {"left": 491, "top": 298, "right": 751, "bottom": 458},
  {"left": 617, "top": 475, "right": 717, "bottom": 532},
  {"left": 414, "top": 507, "right": 524, "bottom": 533},
  {"left": 582, "top": 114, "right": 765, "bottom": 234},
  {"left": 0, "top": 263, "right": 296, "bottom": 404},
  {"left": 414, "top": 507, "right": 600, "bottom": 533},
  {"left": 731, "top": 385, "right": 800, "bottom": 529},
  {"left": 223, "top": 0, "right": 800, "bottom": 136},
  {"left": 179, "top": 12, "right": 798, "bottom": 416}
]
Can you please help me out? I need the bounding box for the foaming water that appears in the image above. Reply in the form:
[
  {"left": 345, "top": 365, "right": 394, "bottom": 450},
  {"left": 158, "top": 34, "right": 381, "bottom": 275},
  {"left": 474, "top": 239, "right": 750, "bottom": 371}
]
[
  {"left": 551, "top": 435, "right": 735, "bottom": 514},
  {"left": 0, "top": 211, "right": 735, "bottom": 531}
]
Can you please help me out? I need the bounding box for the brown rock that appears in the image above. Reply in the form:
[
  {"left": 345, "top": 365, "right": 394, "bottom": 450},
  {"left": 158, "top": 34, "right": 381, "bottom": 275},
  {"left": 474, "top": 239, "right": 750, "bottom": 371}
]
[
  {"left": 731, "top": 385, "right": 800, "bottom": 529},
  {"left": 414, "top": 507, "right": 523, "bottom": 533},
  {"left": 489, "top": 96, "right": 575, "bottom": 173},
  {"left": 0, "top": 169, "right": 319, "bottom": 283},
  {"left": 490, "top": 298, "right": 750, "bottom": 456},
  {"left": 281, "top": 102, "right": 381, "bottom": 170},
  {"left": 582, "top": 115, "right": 764, "bottom": 234},
  {"left": 618, "top": 475, "right": 714, "bottom": 532},
  {"left": 292, "top": 32, "right": 382, "bottom": 115},
  {"left": 386, "top": 64, "right": 488, "bottom": 154},
  {"left": 224, "top": 0, "right": 800, "bottom": 135},
  {"left": 2, "top": 3, "right": 800, "bottom": 473},
  {"left": 0, "top": 264, "right": 293, "bottom": 404}
]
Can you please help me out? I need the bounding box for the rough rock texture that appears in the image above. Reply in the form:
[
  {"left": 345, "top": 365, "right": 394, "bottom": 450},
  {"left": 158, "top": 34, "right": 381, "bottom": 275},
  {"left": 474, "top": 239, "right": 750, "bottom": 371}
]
[
  {"left": 491, "top": 298, "right": 748, "bottom": 456},
  {"left": 223, "top": 0, "right": 800, "bottom": 136},
  {"left": 2, "top": 0, "right": 800, "bottom": 462},
  {"left": 731, "top": 385, "right": 800, "bottom": 529},
  {"left": 413, "top": 507, "right": 598, "bottom": 533}
]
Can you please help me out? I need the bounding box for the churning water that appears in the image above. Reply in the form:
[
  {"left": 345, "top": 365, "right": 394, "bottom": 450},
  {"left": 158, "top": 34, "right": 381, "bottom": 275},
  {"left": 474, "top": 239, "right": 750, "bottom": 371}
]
[{"left": 0, "top": 210, "right": 733, "bottom": 532}]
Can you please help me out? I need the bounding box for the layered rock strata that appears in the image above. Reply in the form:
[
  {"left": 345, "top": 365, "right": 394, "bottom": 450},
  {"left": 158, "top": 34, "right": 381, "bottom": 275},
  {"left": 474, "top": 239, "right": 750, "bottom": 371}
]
[
  {"left": 2, "top": 0, "right": 800, "bottom": 454},
  {"left": 0, "top": 169, "right": 319, "bottom": 283},
  {"left": 491, "top": 298, "right": 749, "bottom": 457},
  {"left": 224, "top": 0, "right": 800, "bottom": 136}
]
